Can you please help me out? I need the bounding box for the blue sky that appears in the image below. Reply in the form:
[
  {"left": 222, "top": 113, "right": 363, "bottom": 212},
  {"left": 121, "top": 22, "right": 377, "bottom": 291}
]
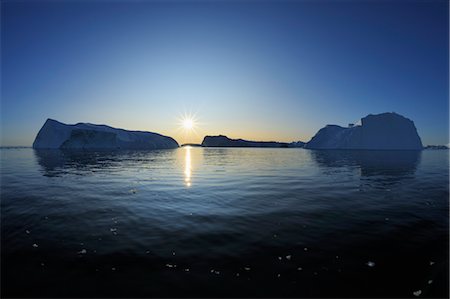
[{"left": 1, "top": 0, "right": 448, "bottom": 145}]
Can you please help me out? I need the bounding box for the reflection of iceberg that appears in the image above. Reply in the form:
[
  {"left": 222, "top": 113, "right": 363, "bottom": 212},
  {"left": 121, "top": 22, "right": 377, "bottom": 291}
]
[
  {"left": 34, "top": 149, "right": 172, "bottom": 177},
  {"left": 311, "top": 150, "right": 421, "bottom": 177},
  {"left": 34, "top": 149, "right": 128, "bottom": 177}
]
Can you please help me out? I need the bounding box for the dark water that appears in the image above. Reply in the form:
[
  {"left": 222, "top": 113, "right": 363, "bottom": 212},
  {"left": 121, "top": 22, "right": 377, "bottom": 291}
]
[{"left": 1, "top": 147, "right": 448, "bottom": 298}]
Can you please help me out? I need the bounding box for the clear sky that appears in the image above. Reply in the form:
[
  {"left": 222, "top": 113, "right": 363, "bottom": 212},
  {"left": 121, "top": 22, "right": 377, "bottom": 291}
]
[{"left": 1, "top": 0, "right": 448, "bottom": 146}]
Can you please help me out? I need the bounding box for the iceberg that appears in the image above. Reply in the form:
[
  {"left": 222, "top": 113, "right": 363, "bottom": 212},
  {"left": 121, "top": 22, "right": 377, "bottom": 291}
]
[
  {"left": 32, "top": 119, "right": 179, "bottom": 149},
  {"left": 305, "top": 112, "right": 423, "bottom": 150},
  {"left": 202, "top": 135, "right": 290, "bottom": 148}
]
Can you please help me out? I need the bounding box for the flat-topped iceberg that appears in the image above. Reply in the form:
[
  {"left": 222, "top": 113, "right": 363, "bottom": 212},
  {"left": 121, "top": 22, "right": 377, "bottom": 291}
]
[
  {"left": 202, "top": 135, "right": 291, "bottom": 148},
  {"left": 305, "top": 112, "right": 423, "bottom": 150},
  {"left": 33, "top": 119, "right": 179, "bottom": 150}
]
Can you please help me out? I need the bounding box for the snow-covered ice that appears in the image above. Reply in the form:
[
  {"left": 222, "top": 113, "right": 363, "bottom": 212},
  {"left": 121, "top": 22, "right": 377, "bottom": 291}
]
[
  {"left": 33, "top": 119, "right": 179, "bottom": 150},
  {"left": 305, "top": 112, "right": 423, "bottom": 150}
]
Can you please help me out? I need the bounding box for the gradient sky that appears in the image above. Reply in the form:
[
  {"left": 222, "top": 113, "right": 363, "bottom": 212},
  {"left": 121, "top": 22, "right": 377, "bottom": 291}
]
[{"left": 1, "top": 0, "right": 448, "bottom": 146}]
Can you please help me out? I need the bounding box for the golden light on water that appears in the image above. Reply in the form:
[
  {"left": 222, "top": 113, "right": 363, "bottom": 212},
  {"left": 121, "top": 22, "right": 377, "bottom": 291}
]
[{"left": 184, "top": 146, "right": 192, "bottom": 187}]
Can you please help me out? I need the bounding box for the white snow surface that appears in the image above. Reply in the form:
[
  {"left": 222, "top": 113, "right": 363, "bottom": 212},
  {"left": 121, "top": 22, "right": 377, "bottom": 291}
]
[
  {"left": 33, "top": 119, "right": 179, "bottom": 149},
  {"left": 305, "top": 112, "right": 423, "bottom": 150}
]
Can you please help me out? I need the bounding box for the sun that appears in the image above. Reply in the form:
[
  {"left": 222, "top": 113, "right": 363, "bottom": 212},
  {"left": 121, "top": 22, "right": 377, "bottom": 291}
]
[
  {"left": 177, "top": 112, "right": 201, "bottom": 143},
  {"left": 183, "top": 118, "right": 194, "bottom": 130},
  {"left": 178, "top": 112, "right": 198, "bottom": 132}
]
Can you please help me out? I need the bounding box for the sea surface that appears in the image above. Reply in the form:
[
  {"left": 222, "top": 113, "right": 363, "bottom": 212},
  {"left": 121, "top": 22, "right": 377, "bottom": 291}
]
[{"left": 1, "top": 147, "right": 448, "bottom": 298}]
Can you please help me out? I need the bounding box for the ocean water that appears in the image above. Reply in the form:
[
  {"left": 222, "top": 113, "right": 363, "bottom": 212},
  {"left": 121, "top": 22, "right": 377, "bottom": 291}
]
[{"left": 1, "top": 147, "right": 448, "bottom": 297}]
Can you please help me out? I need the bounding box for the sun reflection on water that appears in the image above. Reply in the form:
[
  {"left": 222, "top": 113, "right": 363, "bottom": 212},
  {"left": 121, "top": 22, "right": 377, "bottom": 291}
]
[{"left": 184, "top": 146, "right": 192, "bottom": 187}]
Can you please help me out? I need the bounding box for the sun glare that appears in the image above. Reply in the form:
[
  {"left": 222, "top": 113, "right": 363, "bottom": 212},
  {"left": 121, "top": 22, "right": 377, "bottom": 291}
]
[
  {"left": 177, "top": 112, "right": 201, "bottom": 144},
  {"left": 183, "top": 118, "right": 194, "bottom": 130}
]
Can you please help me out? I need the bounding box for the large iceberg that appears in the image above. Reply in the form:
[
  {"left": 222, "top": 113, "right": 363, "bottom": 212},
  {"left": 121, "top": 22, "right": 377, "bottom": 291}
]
[
  {"left": 305, "top": 112, "right": 423, "bottom": 150},
  {"left": 33, "top": 119, "right": 179, "bottom": 149}
]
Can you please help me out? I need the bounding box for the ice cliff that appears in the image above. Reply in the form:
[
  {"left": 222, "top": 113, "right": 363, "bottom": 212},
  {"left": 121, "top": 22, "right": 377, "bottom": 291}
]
[
  {"left": 33, "top": 119, "right": 179, "bottom": 149},
  {"left": 305, "top": 112, "right": 423, "bottom": 150}
]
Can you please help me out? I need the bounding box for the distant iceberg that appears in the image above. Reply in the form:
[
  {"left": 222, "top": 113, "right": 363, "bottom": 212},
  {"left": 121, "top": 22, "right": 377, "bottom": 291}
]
[
  {"left": 201, "top": 135, "right": 303, "bottom": 148},
  {"left": 305, "top": 112, "right": 423, "bottom": 150},
  {"left": 33, "top": 119, "right": 179, "bottom": 150}
]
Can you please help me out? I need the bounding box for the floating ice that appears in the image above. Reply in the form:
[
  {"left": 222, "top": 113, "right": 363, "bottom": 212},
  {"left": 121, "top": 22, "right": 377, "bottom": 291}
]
[
  {"left": 305, "top": 112, "right": 423, "bottom": 150},
  {"left": 111, "top": 267, "right": 116, "bottom": 271},
  {"left": 277, "top": 274, "right": 281, "bottom": 278},
  {"left": 201, "top": 135, "right": 294, "bottom": 148},
  {"left": 78, "top": 249, "right": 87, "bottom": 254},
  {"left": 244, "top": 267, "right": 251, "bottom": 271},
  {"left": 286, "top": 255, "right": 292, "bottom": 260},
  {"left": 428, "top": 280, "right": 433, "bottom": 284},
  {"left": 413, "top": 290, "right": 422, "bottom": 297},
  {"left": 366, "top": 261, "right": 376, "bottom": 267},
  {"left": 166, "top": 264, "right": 175, "bottom": 268},
  {"left": 184, "top": 268, "right": 190, "bottom": 272},
  {"left": 304, "top": 247, "right": 308, "bottom": 251},
  {"left": 33, "top": 118, "right": 179, "bottom": 150},
  {"left": 25, "top": 230, "right": 30, "bottom": 234},
  {"left": 297, "top": 267, "right": 303, "bottom": 271},
  {"left": 429, "top": 261, "right": 435, "bottom": 266},
  {"left": 278, "top": 257, "right": 282, "bottom": 260},
  {"left": 32, "top": 243, "right": 38, "bottom": 248}
]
